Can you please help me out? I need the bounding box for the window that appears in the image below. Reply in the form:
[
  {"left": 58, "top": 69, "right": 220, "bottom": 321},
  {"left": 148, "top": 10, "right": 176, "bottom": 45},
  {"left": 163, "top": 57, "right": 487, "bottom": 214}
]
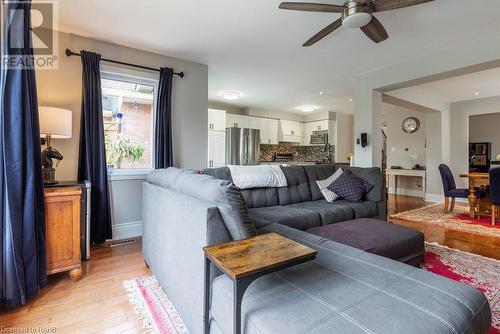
[{"left": 101, "top": 72, "right": 157, "bottom": 170}]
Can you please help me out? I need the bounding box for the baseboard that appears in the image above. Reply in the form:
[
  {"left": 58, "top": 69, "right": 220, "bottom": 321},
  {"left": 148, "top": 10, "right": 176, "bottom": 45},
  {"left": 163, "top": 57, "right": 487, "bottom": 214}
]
[
  {"left": 388, "top": 187, "right": 424, "bottom": 198},
  {"left": 423, "top": 193, "right": 468, "bottom": 204},
  {"left": 112, "top": 221, "right": 143, "bottom": 240}
]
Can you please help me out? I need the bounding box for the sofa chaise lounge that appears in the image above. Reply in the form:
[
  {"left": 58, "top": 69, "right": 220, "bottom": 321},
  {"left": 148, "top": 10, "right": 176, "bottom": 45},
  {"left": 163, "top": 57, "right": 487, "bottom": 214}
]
[{"left": 142, "top": 165, "right": 491, "bottom": 334}]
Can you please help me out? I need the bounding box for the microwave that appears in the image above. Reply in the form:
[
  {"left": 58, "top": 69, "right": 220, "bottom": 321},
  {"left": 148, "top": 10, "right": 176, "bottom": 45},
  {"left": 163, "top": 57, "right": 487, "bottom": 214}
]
[{"left": 310, "top": 130, "right": 328, "bottom": 145}]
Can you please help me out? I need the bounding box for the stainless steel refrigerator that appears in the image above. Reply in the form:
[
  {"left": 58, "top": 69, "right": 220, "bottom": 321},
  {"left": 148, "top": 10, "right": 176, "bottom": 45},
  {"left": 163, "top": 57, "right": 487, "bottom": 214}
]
[{"left": 226, "top": 128, "right": 260, "bottom": 165}]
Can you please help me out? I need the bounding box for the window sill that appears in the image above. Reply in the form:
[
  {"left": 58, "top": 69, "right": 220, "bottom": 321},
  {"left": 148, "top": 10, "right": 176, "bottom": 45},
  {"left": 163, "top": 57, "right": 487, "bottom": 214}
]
[{"left": 107, "top": 169, "right": 151, "bottom": 181}]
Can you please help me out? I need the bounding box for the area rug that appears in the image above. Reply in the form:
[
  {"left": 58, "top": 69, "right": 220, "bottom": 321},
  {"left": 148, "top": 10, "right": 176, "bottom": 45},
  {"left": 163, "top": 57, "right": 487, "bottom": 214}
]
[
  {"left": 125, "top": 244, "right": 499, "bottom": 333},
  {"left": 123, "top": 276, "right": 188, "bottom": 333},
  {"left": 423, "top": 243, "right": 499, "bottom": 334},
  {"left": 390, "top": 203, "right": 500, "bottom": 238}
]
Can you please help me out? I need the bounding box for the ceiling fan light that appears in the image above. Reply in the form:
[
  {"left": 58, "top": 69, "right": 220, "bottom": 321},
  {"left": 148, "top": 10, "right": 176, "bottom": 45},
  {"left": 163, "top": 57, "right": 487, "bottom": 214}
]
[{"left": 343, "top": 12, "right": 372, "bottom": 28}]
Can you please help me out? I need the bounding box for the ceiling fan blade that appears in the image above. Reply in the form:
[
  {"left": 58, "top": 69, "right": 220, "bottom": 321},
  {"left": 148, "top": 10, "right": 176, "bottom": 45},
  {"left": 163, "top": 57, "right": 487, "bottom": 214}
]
[
  {"left": 372, "top": 0, "right": 434, "bottom": 12},
  {"left": 303, "top": 18, "right": 343, "bottom": 46},
  {"left": 279, "top": 2, "right": 344, "bottom": 13},
  {"left": 360, "top": 16, "right": 388, "bottom": 43}
]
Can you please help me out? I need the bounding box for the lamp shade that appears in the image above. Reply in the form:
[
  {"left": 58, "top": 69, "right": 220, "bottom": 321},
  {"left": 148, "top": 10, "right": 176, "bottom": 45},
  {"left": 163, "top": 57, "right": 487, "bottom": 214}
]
[{"left": 39, "top": 107, "right": 72, "bottom": 138}]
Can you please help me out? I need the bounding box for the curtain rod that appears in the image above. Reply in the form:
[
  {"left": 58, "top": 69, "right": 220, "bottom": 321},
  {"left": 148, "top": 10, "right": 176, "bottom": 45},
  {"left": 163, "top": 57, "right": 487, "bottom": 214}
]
[{"left": 65, "top": 49, "right": 184, "bottom": 78}]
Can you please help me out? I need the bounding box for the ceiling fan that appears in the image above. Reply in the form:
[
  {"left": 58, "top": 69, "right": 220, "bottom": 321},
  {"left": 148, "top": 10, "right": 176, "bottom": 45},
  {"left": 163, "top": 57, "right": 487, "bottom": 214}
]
[{"left": 279, "top": 0, "right": 434, "bottom": 46}]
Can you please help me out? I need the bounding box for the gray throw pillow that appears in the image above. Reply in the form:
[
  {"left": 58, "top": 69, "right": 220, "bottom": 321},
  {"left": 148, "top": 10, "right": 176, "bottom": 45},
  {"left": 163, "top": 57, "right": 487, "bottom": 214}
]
[{"left": 327, "top": 171, "right": 374, "bottom": 203}]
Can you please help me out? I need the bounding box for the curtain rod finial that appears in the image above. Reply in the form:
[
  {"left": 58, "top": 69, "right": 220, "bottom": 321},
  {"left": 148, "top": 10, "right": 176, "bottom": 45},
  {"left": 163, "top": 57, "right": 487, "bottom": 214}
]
[{"left": 65, "top": 49, "right": 73, "bottom": 57}]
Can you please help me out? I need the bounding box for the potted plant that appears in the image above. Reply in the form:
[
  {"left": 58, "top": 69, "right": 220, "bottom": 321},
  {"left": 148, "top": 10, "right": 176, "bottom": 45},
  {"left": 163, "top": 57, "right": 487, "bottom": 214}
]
[{"left": 105, "top": 137, "right": 144, "bottom": 169}]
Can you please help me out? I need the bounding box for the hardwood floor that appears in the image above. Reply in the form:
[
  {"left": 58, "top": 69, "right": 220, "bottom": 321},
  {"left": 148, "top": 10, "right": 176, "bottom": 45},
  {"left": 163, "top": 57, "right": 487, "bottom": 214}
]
[
  {"left": 388, "top": 194, "right": 500, "bottom": 259},
  {"left": 0, "top": 240, "right": 149, "bottom": 333}
]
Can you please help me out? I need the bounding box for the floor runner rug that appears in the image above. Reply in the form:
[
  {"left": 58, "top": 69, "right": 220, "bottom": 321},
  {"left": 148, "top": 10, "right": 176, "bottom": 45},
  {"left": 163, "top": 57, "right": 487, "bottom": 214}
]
[
  {"left": 390, "top": 203, "right": 500, "bottom": 238},
  {"left": 125, "top": 243, "right": 499, "bottom": 333}
]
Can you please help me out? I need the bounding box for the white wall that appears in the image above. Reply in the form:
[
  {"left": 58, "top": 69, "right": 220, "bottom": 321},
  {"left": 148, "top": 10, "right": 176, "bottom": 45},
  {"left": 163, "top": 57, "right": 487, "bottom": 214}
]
[
  {"left": 384, "top": 103, "right": 426, "bottom": 196},
  {"left": 36, "top": 31, "right": 208, "bottom": 240},
  {"left": 353, "top": 34, "right": 500, "bottom": 168},
  {"left": 450, "top": 96, "right": 500, "bottom": 188},
  {"left": 335, "top": 112, "right": 354, "bottom": 163},
  {"left": 469, "top": 113, "right": 500, "bottom": 159}
]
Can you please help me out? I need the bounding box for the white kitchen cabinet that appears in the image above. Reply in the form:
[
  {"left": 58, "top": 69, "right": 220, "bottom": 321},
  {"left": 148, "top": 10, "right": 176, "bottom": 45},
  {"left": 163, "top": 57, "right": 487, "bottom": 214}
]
[
  {"left": 302, "top": 120, "right": 334, "bottom": 145},
  {"left": 208, "top": 130, "right": 226, "bottom": 168},
  {"left": 279, "top": 120, "right": 303, "bottom": 143},
  {"left": 267, "top": 119, "right": 279, "bottom": 144},
  {"left": 208, "top": 109, "right": 226, "bottom": 131},
  {"left": 226, "top": 114, "right": 249, "bottom": 129}
]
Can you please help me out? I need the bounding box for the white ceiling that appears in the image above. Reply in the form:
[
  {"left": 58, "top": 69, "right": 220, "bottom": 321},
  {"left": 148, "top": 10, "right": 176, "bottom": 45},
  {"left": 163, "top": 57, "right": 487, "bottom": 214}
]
[
  {"left": 391, "top": 67, "right": 500, "bottom": 104},
  {"left": 58, "top": 0, "right": 500, "bottom": 114}
]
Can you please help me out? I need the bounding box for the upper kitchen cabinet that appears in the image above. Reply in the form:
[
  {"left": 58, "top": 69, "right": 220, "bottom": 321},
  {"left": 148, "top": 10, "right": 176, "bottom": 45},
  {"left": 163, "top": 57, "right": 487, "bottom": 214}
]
[
  {"left": 267, "top": 119, "right": 279, "bottom": 145},
  {"left": 279, "top": 120, "right": 303, "bottom": 143},
  {"left": 226, "top": 114, "right": 249, "bottom": 129},
  {"left": 303, "top": 120, "right": 336, "bottom": 146},
  {"left": 208, "top": 109, "right": 226, "bottom": 131}
]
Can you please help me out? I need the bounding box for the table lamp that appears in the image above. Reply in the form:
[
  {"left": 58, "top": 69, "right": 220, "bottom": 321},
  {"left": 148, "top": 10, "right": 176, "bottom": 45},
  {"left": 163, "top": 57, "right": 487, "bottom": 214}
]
[{"left": 39, "top": 107, "right": 72, "bottom": 185}]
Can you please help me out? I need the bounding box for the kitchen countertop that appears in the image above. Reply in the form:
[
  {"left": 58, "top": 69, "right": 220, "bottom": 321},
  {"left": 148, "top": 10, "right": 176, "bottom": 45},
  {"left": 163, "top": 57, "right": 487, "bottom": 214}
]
[{"left": 259, "top": 161, "right": 325, "bottom": 166}]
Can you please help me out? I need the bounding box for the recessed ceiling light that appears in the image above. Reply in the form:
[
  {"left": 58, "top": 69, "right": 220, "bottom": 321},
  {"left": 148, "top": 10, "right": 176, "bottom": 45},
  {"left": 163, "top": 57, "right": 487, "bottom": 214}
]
[
  {"left": 299, "top": 105, "right": 315, "bottom": 112},
  {"left": 473, "top": 92, "right": 480, "bottom": 96},
  {"left": 319, "top": 91, "right": 324, "bottom": 95},
  {"left": 221, "top": 91, "right": 241, "bottom": 100},
  {"left": 348, "top": 98, "right": 353, "bottom": 102}
]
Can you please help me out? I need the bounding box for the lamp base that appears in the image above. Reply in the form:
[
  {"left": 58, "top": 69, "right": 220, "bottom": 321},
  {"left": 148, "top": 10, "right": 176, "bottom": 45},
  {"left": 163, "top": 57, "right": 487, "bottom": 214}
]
[{"left": 42, "top": 167, "right": 59, "bottom": 185}]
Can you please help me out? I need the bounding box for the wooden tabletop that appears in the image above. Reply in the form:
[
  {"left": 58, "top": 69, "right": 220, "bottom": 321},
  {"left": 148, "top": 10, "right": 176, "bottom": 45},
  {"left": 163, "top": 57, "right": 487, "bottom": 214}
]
[
  {"left": 459, "top": 173, "right": 489, "bottom": 179},
  {"left": 203, "top": 233, "right": 317, "bottom": 279}
]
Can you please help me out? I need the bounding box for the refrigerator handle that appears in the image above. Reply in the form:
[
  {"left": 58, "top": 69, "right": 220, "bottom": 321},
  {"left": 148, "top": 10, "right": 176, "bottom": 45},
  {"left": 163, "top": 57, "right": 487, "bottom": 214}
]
[{"left": 243, "top": 133, "right": 249, "bottom": 165}]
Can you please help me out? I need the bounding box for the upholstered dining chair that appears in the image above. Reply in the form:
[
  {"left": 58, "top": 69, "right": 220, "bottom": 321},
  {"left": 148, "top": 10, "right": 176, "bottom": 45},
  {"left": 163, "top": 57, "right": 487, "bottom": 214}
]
[
  {"left": 489, "top": 166, "right": 500, "bottom": 225},
  {"left": 439, "top": 164, "right": 469, "bottom": 213}
]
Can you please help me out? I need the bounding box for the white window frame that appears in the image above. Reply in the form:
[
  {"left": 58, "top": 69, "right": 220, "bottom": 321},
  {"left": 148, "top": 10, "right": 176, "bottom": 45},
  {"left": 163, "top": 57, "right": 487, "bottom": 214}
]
[{"left": 101, "top": 65, "right": 159, "bottom": 178}]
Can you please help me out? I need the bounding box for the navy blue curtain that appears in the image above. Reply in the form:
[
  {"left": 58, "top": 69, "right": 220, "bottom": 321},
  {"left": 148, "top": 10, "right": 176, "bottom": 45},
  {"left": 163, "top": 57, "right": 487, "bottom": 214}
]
[
  {"left": 77, "top": 51, "right": 112, "bottom": 244},
  {"left": 154, "top": 67, "right": 174, "bottom": 169},
  {"left": 0, "top": 0, "right": 47, "bottom": 308}
]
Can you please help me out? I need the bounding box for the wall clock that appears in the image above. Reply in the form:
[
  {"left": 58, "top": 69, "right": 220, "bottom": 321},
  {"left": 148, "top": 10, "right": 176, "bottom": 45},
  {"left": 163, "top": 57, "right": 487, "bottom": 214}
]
[{"left": 402, "top": 117, "right": 420, "bottom": 134}]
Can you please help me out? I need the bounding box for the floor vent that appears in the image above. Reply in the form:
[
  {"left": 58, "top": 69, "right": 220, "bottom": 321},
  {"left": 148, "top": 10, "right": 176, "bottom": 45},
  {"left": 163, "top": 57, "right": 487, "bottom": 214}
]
[{"left": 108, "top": 238, "right": 137, "bottom": 248}]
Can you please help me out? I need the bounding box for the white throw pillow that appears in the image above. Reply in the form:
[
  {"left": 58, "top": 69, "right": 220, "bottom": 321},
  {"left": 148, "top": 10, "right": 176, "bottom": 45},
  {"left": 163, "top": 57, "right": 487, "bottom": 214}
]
[{"left": 316, "top": 168, "right": 343, "bottom": 202}]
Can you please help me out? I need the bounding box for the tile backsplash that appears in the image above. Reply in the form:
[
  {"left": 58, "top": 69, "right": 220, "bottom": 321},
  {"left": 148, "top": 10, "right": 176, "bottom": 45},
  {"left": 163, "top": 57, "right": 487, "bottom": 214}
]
[{"left": 260, "top": 142, "right": 335, "bottom": 163}]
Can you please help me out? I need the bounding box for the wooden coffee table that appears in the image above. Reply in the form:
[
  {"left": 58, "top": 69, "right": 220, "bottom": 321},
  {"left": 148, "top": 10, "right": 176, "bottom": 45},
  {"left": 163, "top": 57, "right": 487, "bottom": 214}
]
[{"left": 203, "top": 232, "right": 317, "bottom": 334}]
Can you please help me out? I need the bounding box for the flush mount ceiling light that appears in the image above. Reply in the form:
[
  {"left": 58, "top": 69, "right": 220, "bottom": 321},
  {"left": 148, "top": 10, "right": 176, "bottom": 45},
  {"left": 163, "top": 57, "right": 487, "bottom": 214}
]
[
  {"left": 319, "top": 91, "right": 324, "bottom": 95},
  {"left": 221, "top": 91, "right": 241, "bottom": 100},
  {"left": 473, "top": 92, "right": 480, "bottom": 95},
  {"left": 299, "top": 105, "right": 315, "bottom": 112}
]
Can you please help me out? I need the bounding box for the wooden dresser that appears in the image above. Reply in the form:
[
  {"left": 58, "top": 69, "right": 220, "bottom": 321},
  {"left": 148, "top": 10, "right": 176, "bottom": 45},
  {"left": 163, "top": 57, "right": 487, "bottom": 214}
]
[{"left": 44, "top": 186, "right": 82, "bottom": 281}]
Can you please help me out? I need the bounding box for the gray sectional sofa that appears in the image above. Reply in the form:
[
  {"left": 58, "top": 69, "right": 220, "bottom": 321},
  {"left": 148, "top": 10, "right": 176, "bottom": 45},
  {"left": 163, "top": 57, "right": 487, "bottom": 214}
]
[
  {"left": 205, "top": 164, "right": 386, "bottom": 230},
  {"left": 142, "top": 165, "right": 491, "bottom": 334}
]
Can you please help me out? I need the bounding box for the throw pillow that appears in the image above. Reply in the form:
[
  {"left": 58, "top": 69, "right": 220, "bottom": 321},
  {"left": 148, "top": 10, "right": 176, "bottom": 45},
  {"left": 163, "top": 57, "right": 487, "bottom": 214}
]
[
  {"left": 327, "top": 171, "right": 374, "bottom": 203},
  {"left": 316, "top": 168, "right": 343, "bottom": 202}
]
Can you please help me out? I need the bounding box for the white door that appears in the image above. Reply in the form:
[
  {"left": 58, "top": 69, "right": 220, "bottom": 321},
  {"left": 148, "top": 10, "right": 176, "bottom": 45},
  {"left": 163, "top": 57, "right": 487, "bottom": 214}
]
[
  {"left": 209, "top": 109, "right": 226, "bottom": 131},
  {"left": 208, "top": 131, "right": 226, "bottom": 167}
]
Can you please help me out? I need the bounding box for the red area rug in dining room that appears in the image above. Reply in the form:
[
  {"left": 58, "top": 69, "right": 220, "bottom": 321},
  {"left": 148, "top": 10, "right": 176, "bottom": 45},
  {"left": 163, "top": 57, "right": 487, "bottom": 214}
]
[
  {"left": 124, "top": 243, "right": 499, "bottom": 334},
  {"left": 423, "top": 243, "right": 499, "bottom": 334}
]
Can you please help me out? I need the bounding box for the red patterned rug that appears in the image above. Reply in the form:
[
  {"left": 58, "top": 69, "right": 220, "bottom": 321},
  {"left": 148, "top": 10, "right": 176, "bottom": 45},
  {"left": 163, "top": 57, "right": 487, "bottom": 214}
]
[
  {"left": 125, "top": 244, "right": 499, "bottom": 333},
  {"left": 423, "top": 243, "right": 499, "bottom": 334},
  {"left": 390, "top": 203, "right": 500, "bottom": 238}
]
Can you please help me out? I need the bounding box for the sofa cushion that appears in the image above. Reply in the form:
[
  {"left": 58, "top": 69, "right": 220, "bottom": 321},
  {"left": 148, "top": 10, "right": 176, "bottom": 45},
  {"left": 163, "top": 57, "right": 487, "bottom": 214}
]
[
  {"left": 335, "top": 199, "right": 378, "bottom": 219},
  {"left": 277, "top": 166, "right": 312, "bottom": 205},
  {"left": 148, "top": 168, "right": 256, "bottom": 240},
  {"left": 303, "top": 164, "right": 338, "bottom": 200},
  {"left": 287, "top": 200, "right": 355, "bottom": 225},
  {"left": 248, "top": 206, "right": 321, "bottom": 230},
  {"left": 240, "top": 188, "right": 279, "bottom": 209}
]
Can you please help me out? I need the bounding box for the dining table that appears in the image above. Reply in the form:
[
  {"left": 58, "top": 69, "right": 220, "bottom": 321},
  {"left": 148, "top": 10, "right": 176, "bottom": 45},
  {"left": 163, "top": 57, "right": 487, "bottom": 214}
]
[{"left": 459, "top": 172, "right": 490, "bottom": 219}]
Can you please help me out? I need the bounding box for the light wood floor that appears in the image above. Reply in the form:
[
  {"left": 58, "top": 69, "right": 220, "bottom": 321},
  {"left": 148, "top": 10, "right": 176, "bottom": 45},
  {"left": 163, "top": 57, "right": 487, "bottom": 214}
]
[
  {"left": 0, "top": 240, "right": 149, "bottom": 333},
  {"left": 388, "top": 194, "right": 500, "bottom": 259}
]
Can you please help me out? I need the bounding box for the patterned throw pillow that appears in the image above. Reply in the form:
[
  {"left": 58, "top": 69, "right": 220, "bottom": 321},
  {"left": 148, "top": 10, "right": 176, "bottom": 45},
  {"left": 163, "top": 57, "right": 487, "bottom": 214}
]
[
  {"left": 316, "top": 168, "right": 343, "bottom": 202},
  {"left": 327, "top": 171, "right": 374, "bottom": 203}
]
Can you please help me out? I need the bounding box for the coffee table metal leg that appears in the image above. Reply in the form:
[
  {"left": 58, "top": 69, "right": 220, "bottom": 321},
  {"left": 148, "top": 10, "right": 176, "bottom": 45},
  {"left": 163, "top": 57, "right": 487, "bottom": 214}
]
[{"left": 204, "top": 256, "right": 211, "bottom": 334}]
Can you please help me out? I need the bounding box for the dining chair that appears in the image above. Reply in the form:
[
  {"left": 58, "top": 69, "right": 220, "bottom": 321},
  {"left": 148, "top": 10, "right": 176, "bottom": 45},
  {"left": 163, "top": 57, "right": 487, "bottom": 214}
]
[
  {"left": 439, "top": 164, "right": 469, "bottom": 212},
  {"left": 489, "top": 166, "right": 500, "bottom": 225}
]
